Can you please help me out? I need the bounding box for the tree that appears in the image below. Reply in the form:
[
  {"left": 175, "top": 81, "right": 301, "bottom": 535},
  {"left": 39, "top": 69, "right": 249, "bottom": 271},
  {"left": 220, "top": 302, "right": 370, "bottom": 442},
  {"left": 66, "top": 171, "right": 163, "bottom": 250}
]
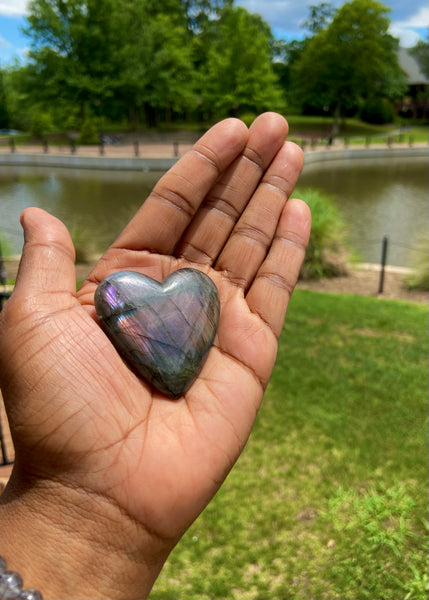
[
  {"left": 272, "top": 39, "right": 306, "bottom": 110},
  {"left": 23, "top": 0, "right": 125, "bottom": 121},
  {"left": 0, "top": 68, "right": 10, "bottom": 129},
  {"left": 182, "top": 0, "right": 233, "bottom": 34},
  {"left": 291, "top": 0, "right": 407, "bottom": 136},
  {"left": 22, "top": 0, "right": 196, "bottom": 127},
  {"left": 105, "top": 0, "right": 195, "bottom": 128},
  {"left": 409, "top": 37, "right": 429, "bottom": 79},
  {"left": 201, "top": 5, "right": 284, "bottom": 118},
  {"left": 303, "top": 2, "right": 335, "bottom": 34}
]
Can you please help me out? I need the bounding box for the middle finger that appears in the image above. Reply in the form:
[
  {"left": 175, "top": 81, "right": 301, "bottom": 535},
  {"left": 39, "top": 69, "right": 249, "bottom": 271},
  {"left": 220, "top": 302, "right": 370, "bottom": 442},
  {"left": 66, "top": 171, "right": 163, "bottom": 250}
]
[{"left": 175, "top": 112, "right": 289, "bottom": 265}]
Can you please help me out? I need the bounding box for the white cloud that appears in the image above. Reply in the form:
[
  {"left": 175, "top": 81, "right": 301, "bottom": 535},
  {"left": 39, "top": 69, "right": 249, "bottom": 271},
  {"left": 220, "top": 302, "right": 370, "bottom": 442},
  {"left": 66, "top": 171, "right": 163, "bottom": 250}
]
[
  {"left": 390, "top": 26, "right": 422, "bottom": 48},
  {"left": 394, "top": 6, "right": 429, "bottom": 28},
  {"left": 0, "top": 1, "right": 28, "bottom": 16},
  {"left": 390, "top": 6, "right": 428, "bottom": 48}
]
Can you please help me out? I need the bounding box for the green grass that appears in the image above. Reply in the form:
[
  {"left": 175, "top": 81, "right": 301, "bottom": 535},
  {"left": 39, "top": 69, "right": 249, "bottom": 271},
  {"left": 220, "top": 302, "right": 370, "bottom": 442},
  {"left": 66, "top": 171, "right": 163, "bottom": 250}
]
[
  {"left": 337, "top": 125, "right": 429, "bottom": 146},
  {"left": 287, "top": 115, "right": 398, "bottom": 136},
  {"left": 405, "top": 126, "right": 429, "bottom": 144},
  {"left": 150, "top": 290, "right": 428, "bottom": 600},
  {"left": 284, "top": 116, "right": 429, "bottom": 146}
]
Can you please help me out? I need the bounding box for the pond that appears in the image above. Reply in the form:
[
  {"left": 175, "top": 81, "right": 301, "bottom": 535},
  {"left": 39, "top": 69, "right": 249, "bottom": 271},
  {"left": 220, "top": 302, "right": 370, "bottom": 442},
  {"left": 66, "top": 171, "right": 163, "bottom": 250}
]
[
  {"left": 297, "top": 155, "right": 428, "bottom": 267},
  {"left": 0, "top": 156, "right": 427, "bottom": 267}
]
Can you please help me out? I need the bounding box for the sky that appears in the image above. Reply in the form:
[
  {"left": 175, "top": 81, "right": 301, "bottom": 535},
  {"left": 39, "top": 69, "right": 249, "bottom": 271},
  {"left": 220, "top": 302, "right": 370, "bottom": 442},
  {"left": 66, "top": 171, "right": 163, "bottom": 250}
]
[{"left": 0, "top": 0, "right": 427, "bottom": 64}]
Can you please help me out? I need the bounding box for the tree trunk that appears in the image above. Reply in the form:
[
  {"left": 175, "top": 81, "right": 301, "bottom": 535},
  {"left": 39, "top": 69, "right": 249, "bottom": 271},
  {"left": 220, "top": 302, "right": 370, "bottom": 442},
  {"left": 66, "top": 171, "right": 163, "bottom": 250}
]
[
  {"left": 144, "top": 103, "right": 157, "bottom": 128},
  {"left": 329, "top": 101, "right": 341, "bottom": 142},
  {"left": 129, "top": 105, "right": 139, "bottom": 131},
  {"left": 80, "top": 103, "right": 86, "bottom": 126}
]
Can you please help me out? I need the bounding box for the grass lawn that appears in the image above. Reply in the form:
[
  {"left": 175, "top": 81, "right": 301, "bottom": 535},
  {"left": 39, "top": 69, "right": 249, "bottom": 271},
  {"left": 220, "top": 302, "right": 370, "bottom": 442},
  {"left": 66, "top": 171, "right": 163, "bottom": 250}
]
[
  {"left": 150, "top": 290, "right": 428, "bottom": 600},
  {"left": 277, "top": 115, "right": 429, "bottom": 145},
  {"left": 287, "top": 115, "right": 398, "bottom": 137}
]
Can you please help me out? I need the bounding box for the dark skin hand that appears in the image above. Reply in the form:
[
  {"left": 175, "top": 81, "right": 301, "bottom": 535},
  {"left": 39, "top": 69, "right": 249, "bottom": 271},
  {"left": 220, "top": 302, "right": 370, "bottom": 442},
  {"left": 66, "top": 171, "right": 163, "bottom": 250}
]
[{"left": 0, "top": 113, "right": 311, "bottom": 599}]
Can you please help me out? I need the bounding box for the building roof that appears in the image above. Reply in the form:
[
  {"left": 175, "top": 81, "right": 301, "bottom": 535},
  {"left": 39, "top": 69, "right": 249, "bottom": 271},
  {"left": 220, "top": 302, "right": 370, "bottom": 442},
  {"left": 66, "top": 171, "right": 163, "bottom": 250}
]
[{"left": 398, "top": 47, "right": 429, "bottom": 85}]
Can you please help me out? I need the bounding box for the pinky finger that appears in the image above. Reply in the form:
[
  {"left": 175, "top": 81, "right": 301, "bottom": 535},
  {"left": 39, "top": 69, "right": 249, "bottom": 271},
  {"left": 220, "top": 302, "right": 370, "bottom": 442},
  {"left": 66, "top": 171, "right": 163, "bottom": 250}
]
[{"left": 246, "top": 198, "right": 311, "bottom": 340}]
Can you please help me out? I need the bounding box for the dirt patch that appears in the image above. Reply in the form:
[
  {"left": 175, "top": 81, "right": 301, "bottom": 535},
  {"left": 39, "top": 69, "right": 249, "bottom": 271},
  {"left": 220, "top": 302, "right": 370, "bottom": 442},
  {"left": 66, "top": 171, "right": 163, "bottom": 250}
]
[{"left": 297, "top": 266, "right": 428, "bottom": 304}]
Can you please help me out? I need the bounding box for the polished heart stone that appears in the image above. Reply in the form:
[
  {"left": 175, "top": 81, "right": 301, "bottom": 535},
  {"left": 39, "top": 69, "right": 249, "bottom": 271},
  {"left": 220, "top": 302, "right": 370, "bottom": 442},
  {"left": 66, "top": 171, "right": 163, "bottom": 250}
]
[{"left": 94, "top": 268, "right": 220, "bottom": 399}]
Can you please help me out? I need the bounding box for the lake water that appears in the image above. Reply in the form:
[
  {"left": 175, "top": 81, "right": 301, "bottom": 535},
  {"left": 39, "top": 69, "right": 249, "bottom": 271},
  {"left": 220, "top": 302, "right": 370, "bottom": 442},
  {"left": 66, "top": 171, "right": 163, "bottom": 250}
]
[
  {"left": 0, "top": 156, "right": 427, "bottom": 267},
  {"left": 298, "top": 156, "right": 428, "bottom": 267}
]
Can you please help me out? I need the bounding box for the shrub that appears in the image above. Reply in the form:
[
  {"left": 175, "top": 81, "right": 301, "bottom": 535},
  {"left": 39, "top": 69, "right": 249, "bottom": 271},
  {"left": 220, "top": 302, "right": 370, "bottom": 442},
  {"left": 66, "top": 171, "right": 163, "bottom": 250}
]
[
  {"left": 239, "top": 112, "right": 258, "bottom": 127},
  {"left": 30, "top": 111, "right": 54, "bottom": 138},
  {"left": 296, "top": 187, "right": 350, "bottom": 279},
  {"left": 361, "top": 97, "right": 395, "bottom": 125},
  {"left": 78, "top": 117, "right": 99, "bottom": 145},
  {"left": 64, "top": 113, "right": 80, "bottom": 132},
  {"left": 406, "top": 234, "right": 429, "bottom": 291}
]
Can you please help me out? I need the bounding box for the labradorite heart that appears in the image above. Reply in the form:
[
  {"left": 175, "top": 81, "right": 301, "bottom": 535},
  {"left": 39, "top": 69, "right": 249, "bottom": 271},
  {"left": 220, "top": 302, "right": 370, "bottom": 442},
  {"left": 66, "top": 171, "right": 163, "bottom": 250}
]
[{"left": 94, "top": 269, "right": 220, "bottom": 399}]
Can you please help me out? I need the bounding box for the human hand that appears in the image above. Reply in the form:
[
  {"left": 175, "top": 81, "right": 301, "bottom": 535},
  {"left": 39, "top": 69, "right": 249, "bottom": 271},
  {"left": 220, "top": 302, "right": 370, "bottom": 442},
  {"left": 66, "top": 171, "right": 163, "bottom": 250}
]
[{"left": 0, "top": 113, "right": 310, "bottom": 599}]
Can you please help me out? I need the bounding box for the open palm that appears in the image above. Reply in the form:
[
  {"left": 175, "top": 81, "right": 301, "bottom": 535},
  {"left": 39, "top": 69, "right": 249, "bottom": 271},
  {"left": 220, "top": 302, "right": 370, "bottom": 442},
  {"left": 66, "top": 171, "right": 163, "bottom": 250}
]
[{"left": 0, "top": 114, "right": 310, "bottom": 598}]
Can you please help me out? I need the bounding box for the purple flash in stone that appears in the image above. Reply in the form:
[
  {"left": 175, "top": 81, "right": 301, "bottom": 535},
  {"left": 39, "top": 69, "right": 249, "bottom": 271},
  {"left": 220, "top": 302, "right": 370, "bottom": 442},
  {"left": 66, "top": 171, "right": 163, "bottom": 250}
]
[{"left": 94, "top": 269, "right": 220, "bottom": 399}]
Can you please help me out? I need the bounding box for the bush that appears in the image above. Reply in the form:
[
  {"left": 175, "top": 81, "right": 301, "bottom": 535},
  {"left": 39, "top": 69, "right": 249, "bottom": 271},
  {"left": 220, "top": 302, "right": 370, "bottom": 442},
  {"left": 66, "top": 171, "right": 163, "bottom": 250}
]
[
  {"left": 361, "top": 97, "right": 395, "bottom": 125},
  {"left": 30, "top": 111, "right": 54, "bottom": 138},
  {"left": 239, "top": 112, "right": 258, "bottom": 127},
  {"left": 296, "top": 187, "right": 350, "bottom": 279},
  {"left": 406, "top": 234, "right": 429, "bottom": 291},
  {"left": 64, "top": 113, "right": 80, "bottom": 132},
  {"left": 78, "top": 117, "right": 99, "bottom": 145}
]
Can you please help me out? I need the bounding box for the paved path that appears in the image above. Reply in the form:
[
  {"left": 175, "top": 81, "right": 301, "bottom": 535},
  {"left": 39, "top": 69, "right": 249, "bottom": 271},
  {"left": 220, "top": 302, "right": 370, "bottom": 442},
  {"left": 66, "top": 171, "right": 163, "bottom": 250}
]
[{"left": 1, "top": 140, "right": 427, "bottom": 160}]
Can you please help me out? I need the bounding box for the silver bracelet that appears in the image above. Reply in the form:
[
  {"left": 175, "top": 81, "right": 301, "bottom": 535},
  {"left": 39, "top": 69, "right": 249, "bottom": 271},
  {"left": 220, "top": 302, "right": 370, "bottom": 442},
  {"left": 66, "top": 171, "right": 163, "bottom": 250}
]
[{"left": 0, "top": 556, "right": 43, "bottom": 600}]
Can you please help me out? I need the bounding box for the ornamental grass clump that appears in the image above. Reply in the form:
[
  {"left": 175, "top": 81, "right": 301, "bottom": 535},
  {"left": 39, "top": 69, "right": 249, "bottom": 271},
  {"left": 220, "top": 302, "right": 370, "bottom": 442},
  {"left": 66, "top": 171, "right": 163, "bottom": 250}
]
[
  {"left": 296, "top": 187, "right": 350, "bottom": 279},
  {"left": 78, "top": 116, "right": 100, "bottom": 145},
  {"left": 406, "top": 234, "right": 429, "bottom": 291}
]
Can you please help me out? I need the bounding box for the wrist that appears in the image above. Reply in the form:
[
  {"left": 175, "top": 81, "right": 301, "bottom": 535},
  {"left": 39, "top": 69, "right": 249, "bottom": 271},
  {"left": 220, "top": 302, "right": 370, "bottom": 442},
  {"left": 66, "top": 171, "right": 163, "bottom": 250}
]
[{"left": 0, "top": 468, "right": 172, "bottom": 599}]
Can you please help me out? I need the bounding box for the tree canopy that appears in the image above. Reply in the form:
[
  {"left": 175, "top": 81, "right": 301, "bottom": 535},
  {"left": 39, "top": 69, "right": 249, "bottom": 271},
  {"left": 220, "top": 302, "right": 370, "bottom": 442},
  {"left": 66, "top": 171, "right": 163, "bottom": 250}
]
[
  {"left": 291, "top": 0, "right": 407, "bottom": 134},
  {"left": 409, "top": 38, "right": 429, "bottom": 79},
  {"left": 14, "top": 0, "right": 283, "bottom": 128},
  {"left": 1, "top": 0, "right": 421, "bottom": 133},
  {"left": 201, "top": 6, "right": 284, "bottom": 117}
]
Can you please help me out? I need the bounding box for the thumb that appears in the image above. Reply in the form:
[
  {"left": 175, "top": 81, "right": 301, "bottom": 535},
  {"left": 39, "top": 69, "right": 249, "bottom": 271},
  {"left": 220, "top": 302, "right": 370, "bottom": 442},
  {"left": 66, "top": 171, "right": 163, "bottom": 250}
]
[{"left": 13, "top": 207, "right": 76, "bottom": 300}]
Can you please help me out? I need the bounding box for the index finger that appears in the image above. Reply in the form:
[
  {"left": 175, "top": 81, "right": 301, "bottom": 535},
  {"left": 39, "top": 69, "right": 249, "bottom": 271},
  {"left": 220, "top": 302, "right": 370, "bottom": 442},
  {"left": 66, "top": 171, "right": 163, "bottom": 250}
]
[{"left": 112, "top": 118, "right": 248, "bottom": 255}]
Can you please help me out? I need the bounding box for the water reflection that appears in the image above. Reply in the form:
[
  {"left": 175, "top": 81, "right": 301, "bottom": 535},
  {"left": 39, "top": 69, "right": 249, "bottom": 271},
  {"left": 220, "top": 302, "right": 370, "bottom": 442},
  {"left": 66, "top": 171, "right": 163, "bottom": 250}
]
[
  {"left": 299, "top": 156, "right": 428, "bottom": 266},
  {"left": 0, "top": 167, "right": 162, "bottom": 255},
  {"left": 0, "top": 157, "right": 427, "bottom": 267}
]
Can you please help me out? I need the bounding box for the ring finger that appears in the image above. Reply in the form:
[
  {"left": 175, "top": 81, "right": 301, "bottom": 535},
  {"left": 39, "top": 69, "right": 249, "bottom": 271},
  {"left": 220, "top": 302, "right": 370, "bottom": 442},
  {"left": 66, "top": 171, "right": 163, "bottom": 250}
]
[
  {"left": 175, "top": 112, "right": 289, "bottom": 265},
  {"left": 215, "top": 141, "right": 304, "bottom": 291}
]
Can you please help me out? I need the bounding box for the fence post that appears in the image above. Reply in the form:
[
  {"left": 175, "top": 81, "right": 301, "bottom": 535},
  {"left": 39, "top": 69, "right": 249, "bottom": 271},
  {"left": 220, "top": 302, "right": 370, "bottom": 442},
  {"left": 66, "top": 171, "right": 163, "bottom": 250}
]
[
  {"left": 173, "top": 141, "right": 179, "bottom": 157},
  {"left": 378, "top": 235, "right": 389, "bottom": 295},
  {"left": 134, "top": 140, "right": 139, "bottom": 157}
]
